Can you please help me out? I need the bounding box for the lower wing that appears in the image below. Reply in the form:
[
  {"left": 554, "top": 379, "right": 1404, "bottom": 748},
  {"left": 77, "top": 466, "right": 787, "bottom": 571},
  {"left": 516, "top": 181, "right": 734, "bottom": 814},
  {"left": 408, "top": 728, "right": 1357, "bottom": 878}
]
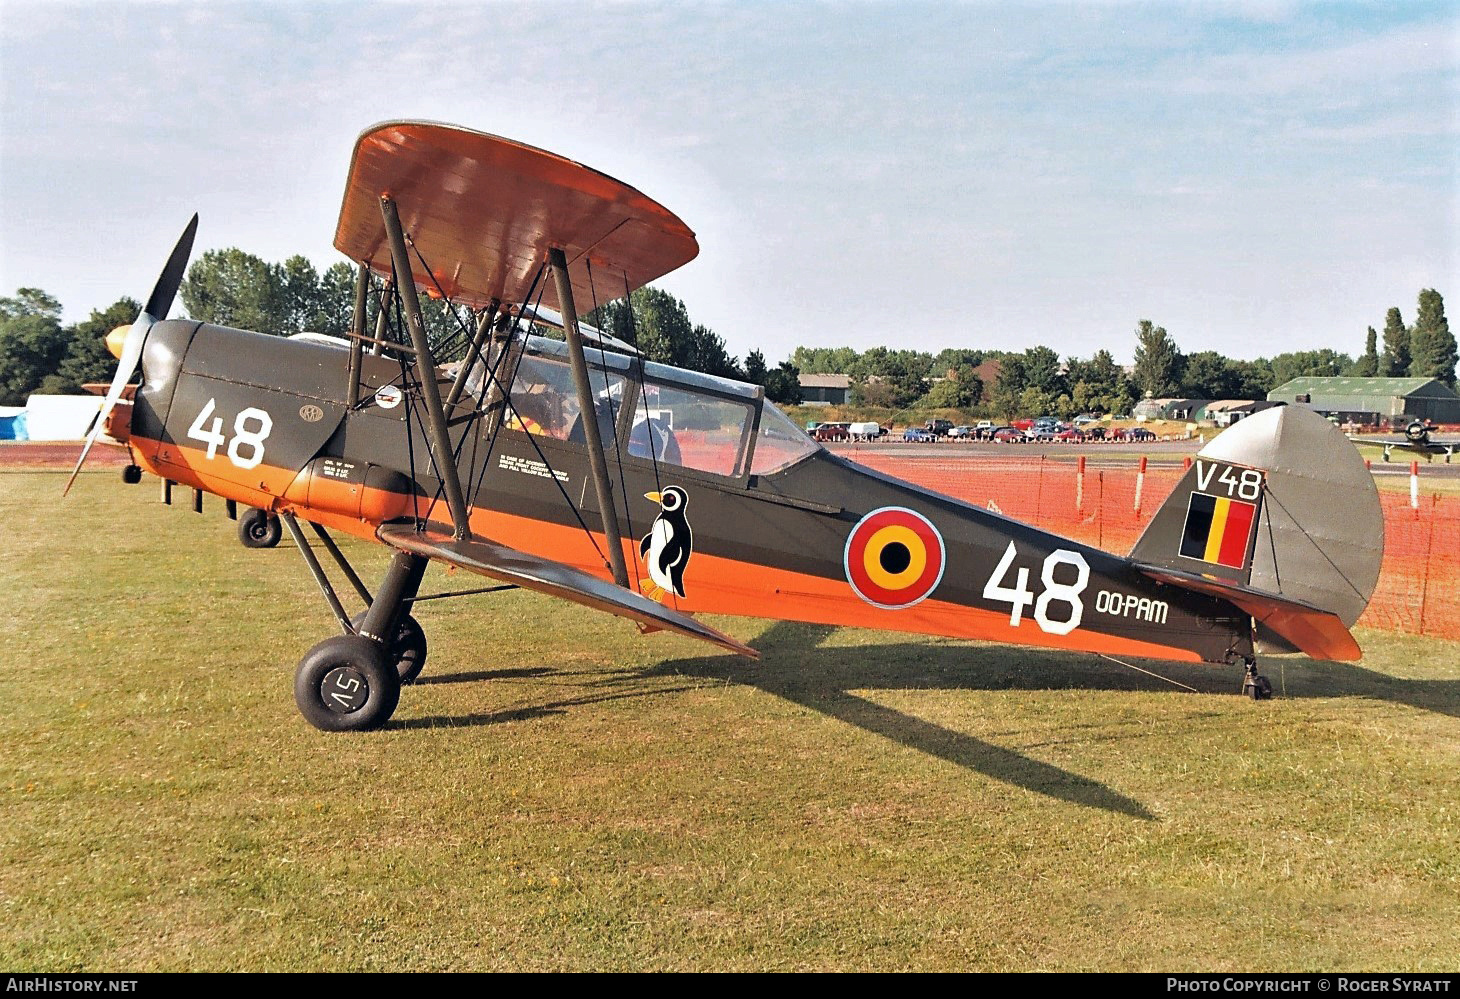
[{"left": 378, "top": 522, "right": 759, "bottom": 659}]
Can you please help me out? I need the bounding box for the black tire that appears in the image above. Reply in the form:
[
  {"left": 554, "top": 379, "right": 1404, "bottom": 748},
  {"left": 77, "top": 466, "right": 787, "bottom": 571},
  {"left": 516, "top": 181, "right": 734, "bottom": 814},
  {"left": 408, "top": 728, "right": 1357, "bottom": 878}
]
[
  {"left": 238, "top": 508, "right": 282, "bottom": 549},
  {"left": 350, "top": 611, "right": 428, "bottom": 684},
  {"left": 1248, "top": 675, "right": 1273, "bottom": 701},
  {"left": 294, "top": 635, "right": 400, "bottom": 732}
]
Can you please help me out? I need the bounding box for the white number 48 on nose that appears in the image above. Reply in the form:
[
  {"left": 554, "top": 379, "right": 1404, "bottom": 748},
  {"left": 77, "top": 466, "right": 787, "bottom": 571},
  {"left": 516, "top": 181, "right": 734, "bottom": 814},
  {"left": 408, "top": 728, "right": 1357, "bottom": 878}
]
[{"left": 187, "top": 398, "right": 273, "bottom": 470}]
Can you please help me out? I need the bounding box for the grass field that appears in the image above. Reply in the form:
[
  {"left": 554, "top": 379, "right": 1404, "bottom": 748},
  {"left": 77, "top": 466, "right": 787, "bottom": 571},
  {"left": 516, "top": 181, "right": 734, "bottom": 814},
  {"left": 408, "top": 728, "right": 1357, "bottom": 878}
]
[{"left": 2, "top": 470, "right": 1457, "bottom": 971}]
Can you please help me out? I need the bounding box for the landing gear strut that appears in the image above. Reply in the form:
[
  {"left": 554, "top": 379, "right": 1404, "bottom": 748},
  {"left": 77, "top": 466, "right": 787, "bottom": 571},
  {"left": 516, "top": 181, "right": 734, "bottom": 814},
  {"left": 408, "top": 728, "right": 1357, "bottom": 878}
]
[
  {"left": 283, "top": 515, "right": 431, "bottom": 732},
  {"left": 1241, "top": 656, "right": 1272, "bottom": 701}
]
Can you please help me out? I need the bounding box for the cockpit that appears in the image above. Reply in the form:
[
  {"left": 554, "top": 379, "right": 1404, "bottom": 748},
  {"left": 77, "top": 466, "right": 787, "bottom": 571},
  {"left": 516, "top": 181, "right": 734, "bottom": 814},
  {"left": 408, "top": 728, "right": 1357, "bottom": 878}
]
[{"left": 455, "top": 333, "right": 820, "bottom": 479}]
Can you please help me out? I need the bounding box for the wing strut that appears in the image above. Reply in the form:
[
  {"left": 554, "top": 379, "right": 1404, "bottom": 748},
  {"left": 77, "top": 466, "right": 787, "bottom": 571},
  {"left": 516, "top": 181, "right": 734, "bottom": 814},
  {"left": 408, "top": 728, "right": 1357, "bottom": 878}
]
[
  {"left": 549, "top": 246, "right": 630, "bottom": 588},
  {"left": 380, "top": 195, "right": 474, "bottom": 541}
]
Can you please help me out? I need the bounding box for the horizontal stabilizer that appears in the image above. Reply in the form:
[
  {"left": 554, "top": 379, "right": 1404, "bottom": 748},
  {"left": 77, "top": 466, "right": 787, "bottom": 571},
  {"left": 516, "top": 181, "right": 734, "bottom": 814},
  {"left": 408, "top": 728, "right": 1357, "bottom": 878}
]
[
  {"left": 378, "top": 522, "right": 758, "bottom": 659},
  {"left": 1135, "top": 564, "right": 1361, "bottom": 662}
]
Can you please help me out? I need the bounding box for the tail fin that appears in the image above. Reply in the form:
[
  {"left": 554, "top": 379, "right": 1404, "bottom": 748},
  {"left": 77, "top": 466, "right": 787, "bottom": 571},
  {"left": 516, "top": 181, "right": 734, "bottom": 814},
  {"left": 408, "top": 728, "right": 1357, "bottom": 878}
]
[{"left": 1130, "top": 406, "right": 1383, "bottom": 659}]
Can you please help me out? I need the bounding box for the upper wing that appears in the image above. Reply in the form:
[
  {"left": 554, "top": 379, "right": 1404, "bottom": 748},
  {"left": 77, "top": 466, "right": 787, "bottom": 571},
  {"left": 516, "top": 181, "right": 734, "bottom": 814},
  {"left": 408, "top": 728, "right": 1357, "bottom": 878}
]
[
  {"left": 333, "top": 121, "right": 699, "bottom": 311},
  {"left": 377, "top": 522, "right": 758, "bottom": 660}
]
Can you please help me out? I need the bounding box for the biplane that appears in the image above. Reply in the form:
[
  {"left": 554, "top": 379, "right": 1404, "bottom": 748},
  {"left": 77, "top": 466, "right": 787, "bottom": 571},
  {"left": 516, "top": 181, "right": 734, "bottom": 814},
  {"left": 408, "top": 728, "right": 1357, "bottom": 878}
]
[
  {"left": 66, "top": 121, "right": 1385, "bottom": 731},
  {"left": 1349, "top": 420, "right": 1457, "bottom": 463}
]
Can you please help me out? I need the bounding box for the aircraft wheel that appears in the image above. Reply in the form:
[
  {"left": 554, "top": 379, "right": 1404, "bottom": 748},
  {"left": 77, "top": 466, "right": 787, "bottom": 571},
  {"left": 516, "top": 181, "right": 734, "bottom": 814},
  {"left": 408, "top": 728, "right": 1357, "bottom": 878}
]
[
  {"left": 351, "top": 611, "right": 429, "bottom": 684},
  {"left": 238, "top": 508, "right": 282, "bottom": 548},
  {"left": 294, "top": 635, "right": 400, "bottom": 732},
  {"left": 1245, "top": 674, "right": 1273, "bottom": 701}
]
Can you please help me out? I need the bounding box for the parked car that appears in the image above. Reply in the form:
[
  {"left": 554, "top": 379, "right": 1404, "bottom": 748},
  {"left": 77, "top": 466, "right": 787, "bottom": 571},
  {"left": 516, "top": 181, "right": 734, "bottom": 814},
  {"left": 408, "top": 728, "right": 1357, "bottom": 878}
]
[
  {"left": 848, "top": 421, "right": 884, "bottom": 441},
  {"left": 1084, "top": 426, "right": 1108, "bottom": 441},
  {"left": 1124, "top": 427, "right": 1157, "bottom": 442},
  {"left": 947, "top": 425, "right": 976, "bottom": 440},
  {"left": 975, "top": 420, "right": 996, "bottom": 438},
  {"left": 812, "top": 422, "right": 850, "bottom": 442},
  {"left": 990, "top": 426, "right": 1025, "bottom": 443},
  {"left": 925, "top": 418, "right": 954, "bottom": 437},
  {"left": 1054, "top": 428, "right": 1085, "bottom": 443},
  {"left": 1073, "top": 414, "right": 1101, "bottom": 426},
  {"left": 1025, "top": 428, "right": 1058, "bottom": 442},
  {"left": 903, "top": 427, "right": 937, "bottom": 442}
]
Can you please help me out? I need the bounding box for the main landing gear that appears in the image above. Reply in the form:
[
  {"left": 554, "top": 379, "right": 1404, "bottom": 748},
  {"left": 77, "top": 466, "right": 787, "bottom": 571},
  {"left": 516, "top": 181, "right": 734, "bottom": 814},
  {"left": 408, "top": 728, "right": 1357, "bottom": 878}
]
[
  {"left": 1241, "top": 656, "right": 1273, "bottom": 701},
  {"left": 282, "top": 515, "right": 432, "bottom": 732}
]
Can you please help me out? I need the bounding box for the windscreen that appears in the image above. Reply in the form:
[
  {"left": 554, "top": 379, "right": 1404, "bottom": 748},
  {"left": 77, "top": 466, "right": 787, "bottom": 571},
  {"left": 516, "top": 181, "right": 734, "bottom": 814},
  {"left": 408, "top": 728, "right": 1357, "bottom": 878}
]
[
  {"left": 749, "top": 401, "right": 820, "bottom": 475},
  {"left": 630, "top": 382, "right": 752, "bottom": 477}
]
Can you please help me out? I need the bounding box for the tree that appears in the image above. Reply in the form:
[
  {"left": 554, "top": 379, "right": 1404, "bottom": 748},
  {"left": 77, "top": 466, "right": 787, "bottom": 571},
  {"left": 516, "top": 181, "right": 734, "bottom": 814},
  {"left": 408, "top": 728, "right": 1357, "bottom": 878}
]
[
  {"left": 1020, "top": 345, "right": 1065, "bottom": 397},
  {"left": 683, "top": 323, "right": 742, "bottom": 380},
  {"left": 1408, "top": 288, "right": 1455, "bottom": 387},
  {"left": 1227, "top": 360, "right": 1274, "bottom": 400},
  {"left": 742, "top": 349, "right": 768, "bottom": 386},
  {"left": 41, "top": 297, "right": 141, "bottom": 395},
  {"left": 920, "top": 366, "right": 983, "bottom": 409},
  {"left": 931, "top": 347, "right": 982, "bottom": 375},
  {"left": 1065, "top": 349, "right": 1131, "bottom": 414},
  {"left": 310, "top": 261, "right": 359, "bottom": 337},
  {"left": 1267, "top": 349, "right": 1351, "bottom": 387},
  {"left": 763, "top": 361, "right": 803, "bottom": 406},
  {"left": 181, "top": 248, "right": 283, "bottom": 332},
  {"left": 790, "top": 345, "right": 858, "bottom": 375},
  {"left": 583, "top": 285, "right": 741, "bottom": 379},
  {"left": 1379, "top": 307, "right": 1409, "bottom": 377},
  {"left": 1132, "top": 320, "right": 1183, "bottom": 398},
  {"left": 0, "top": 288, "right": 66, "bottom": 405},
  {"left": 1180, "top": 351, "right": 1235, "bottom": 398},
  {"left": 1350, "top": 327, "right": 1379, "bottom": 377},
  {"left": 991, "top": 354, "right": 1028, "bottom": 420}
]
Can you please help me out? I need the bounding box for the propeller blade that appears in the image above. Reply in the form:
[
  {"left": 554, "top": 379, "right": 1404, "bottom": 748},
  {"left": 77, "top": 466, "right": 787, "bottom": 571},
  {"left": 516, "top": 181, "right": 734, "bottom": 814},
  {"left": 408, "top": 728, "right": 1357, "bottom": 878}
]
[
  {"left": 63, "top": 215, "right": 198, "bottom": 496},
  {"left": 143, "top": 213, "right": 198, "bottom": 320}
]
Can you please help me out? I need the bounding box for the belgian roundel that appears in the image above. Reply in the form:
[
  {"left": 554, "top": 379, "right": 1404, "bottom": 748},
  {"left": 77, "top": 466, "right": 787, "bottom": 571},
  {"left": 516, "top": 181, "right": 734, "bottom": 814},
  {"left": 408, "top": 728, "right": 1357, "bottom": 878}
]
[{"left": 844, "top": 507, "right": 947, "bottom": 609}]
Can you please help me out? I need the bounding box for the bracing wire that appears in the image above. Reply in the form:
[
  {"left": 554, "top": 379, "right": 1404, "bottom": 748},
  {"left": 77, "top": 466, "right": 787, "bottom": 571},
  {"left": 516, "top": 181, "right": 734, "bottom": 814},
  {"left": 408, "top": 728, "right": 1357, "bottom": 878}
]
[
  {"left": 621, "top": 272, "right": 664, "bottom": 500},
  {"left": 1097, "top": 653, "right": 1199, "bottom": 693},
  {"left": 379, "top": 225, "right": 618, "bottom": 570}
]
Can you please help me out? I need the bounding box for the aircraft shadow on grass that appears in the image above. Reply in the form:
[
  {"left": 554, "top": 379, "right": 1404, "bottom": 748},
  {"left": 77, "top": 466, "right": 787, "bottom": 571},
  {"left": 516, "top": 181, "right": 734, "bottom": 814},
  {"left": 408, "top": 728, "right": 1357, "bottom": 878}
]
[{"left": 404, "top": 620, "right": 1459, "bottom": 821}]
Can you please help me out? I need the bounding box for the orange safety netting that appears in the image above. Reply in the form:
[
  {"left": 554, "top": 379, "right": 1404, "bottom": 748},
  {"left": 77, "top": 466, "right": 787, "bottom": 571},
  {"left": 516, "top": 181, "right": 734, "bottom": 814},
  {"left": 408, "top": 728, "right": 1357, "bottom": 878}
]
[{"left": 848, "top": 452, "right": 1460, "bottom": 640}]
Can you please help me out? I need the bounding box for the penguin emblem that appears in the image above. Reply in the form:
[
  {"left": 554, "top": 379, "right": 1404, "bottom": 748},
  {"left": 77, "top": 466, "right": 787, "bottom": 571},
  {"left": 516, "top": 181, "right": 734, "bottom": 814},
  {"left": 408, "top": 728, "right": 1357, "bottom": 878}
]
[{"left": 640, "top": 486, "right": 693, "bottom": 601}]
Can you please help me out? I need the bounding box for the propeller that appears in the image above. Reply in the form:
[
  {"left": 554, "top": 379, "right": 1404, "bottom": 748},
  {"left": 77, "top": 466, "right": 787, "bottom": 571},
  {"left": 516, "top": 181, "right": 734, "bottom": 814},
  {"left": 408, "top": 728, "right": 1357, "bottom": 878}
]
[{"left": 63, "top": 214, "right": 198, "bottom": 496}]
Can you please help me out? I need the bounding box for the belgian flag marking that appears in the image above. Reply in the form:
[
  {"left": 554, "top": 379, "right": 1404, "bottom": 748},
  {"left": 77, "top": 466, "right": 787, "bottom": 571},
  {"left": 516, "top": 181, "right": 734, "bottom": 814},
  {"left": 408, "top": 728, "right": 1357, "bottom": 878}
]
[
  {"left": 1180, "top": 492, "right": 1258, "bottom": 569},
  {"left": 844, "top": 507, "right": 946, "bottom": 609}
]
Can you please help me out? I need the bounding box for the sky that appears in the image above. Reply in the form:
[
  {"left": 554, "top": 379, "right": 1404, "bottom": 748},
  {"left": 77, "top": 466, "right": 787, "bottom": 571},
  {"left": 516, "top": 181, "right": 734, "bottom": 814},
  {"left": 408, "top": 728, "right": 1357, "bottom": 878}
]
[{"left": 1, "top": 1, "right": 1456, "bottom": 366}]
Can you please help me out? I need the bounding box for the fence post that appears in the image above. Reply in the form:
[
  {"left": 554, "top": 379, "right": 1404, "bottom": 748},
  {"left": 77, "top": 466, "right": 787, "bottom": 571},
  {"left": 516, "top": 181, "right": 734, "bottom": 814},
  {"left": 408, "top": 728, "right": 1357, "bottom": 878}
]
[
  {"left": 1134, "top": 456, "right": 1147, "bottom": 517},
  {"left": 1036, "top": 454, "right": 1046, "bottom": 522},
  {"left": 1076, "top": 455, "right": 1085, "bottom": 514},
  {"left": 1411, "top": 460, "right": 1420, "bottom": 512},
  {"left": 1417, "top": 493, "right": 1439, "bottom": 636}
]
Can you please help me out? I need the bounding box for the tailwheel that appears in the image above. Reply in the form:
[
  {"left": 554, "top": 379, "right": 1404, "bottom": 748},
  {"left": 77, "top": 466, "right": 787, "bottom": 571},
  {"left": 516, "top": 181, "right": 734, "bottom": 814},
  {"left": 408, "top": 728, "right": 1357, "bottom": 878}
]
[
  {"left": 238, "top": 507, "right": 282, "bottom": 548},
  {"left": 351, "top": 612, "right": 428, "bottom": 684},
  {"left": 1242, "top": 658, "right": 1273, "bottom": 701},
  {"left": 294, "top": 634, "right": 400, "bottom": 732}
]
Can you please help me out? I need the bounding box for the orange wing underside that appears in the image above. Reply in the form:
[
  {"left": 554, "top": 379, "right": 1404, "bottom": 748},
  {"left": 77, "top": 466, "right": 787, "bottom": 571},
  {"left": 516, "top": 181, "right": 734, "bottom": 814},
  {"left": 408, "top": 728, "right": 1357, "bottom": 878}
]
[{"left": 332, "top": 120, "right": 699, "bottom": 310}]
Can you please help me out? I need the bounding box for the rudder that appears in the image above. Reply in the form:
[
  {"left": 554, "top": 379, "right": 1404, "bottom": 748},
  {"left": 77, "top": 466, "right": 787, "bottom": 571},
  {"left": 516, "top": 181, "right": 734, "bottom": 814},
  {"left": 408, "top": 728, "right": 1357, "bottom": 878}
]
[{"left": 1130, "top": 406, "right": 1383, "bottom": 655}]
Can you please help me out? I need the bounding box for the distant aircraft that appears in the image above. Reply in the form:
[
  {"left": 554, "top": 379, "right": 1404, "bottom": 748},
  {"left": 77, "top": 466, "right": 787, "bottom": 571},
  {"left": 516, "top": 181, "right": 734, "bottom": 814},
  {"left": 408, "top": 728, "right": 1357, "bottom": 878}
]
[
  {"left": 1349, "top": 420, "right": 1457, "bottom": 463},
  {"left": 63, "top": 121, "right": 1384, "bottom": 732}
]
